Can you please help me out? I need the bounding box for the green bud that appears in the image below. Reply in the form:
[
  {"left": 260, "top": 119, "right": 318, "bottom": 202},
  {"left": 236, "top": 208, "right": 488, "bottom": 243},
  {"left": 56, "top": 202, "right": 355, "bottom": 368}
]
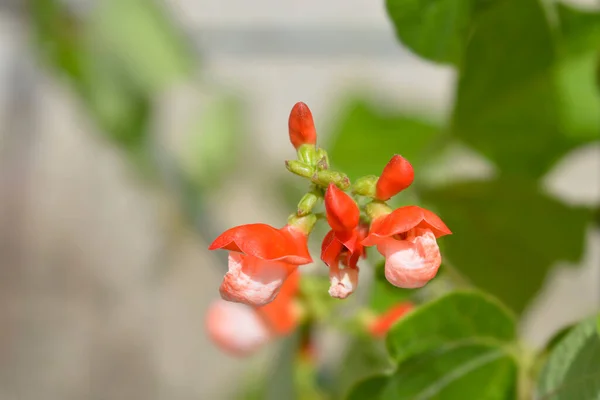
[
  {"left": 311, "top": 170, "right": 351, "bottom": 190},
  {"left": 288, "top": 213, "right": 317, "bottom": 234},
  {"left": 315, "top": 148, "right": 330, "bottom": 170},
  {"left": 365, "top": 200, "right": 393, "bottom": 220},
  {"left": 297, "top": 192, "right": 319, "bottom": 216},
  {"left": 352, "top": 175, "right": 378, "bottom": 197},
  {"left": 285, "top": 160, "right": 314, "bottom": 178},
  {"left": 297, "top": 144, "right": 317, "bottom": 165}
]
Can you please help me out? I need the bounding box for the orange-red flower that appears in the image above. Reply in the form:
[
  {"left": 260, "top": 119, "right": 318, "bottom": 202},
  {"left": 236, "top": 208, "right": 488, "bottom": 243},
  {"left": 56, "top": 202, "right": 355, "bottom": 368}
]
[
  {"left": 209, "top": 223, "right": 311, "bottom": 306},
  {"left": 368, "top": 302, "right": 414, "bottom": 338},
  {"left": 375, "top": 154, "right": 414, "bottom": 201},
  {"left": 288, "top": 102, "right": 317, "bottom": 149},
  {"left": 362, "top": 206, "right": 451, "bottom": 288},
  {"left": 321, "top": 184, "right": 366, "bottom": 299},
  {"left": 206, "top": 271, "right": 301, "bottom": 356}
]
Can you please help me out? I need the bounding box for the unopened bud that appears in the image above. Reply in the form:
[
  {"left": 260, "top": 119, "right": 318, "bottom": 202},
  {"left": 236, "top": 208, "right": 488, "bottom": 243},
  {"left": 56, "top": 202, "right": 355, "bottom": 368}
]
[
  {"left": 288, "top": 102, "right": 317, "bottom": 149},
  {"left": 285, "top": 160, "right": 314, "bottom": 178},
  {"left": 297, "top": 144, "right": 317, "bottom": 165},
  {"left": 352, "top": 175, "right": 378, "bottom": 197},
  {"left": 315, "top": 148, "right": 329, "bottom": 170},
  {"left": 297, "top": 192, "right": 319, "bottom": 216},
  {"left": 311, "top": 170, "right": 350, "bottom": 190}
]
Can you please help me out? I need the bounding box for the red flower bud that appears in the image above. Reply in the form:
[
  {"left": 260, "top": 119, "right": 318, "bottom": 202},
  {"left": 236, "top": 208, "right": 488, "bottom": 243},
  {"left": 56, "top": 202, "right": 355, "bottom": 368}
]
[
  {"left": 288, "top": 102, "right": 317, "bottom": 149},
  {"left": 368, "top": 302, "right": 414, "bottom": 338},
  {"left": 324, "top": 183, "right": 359, "bottom": 232},
  {"left": 375, "top": 155, "right": 415, "bottom": 200}
]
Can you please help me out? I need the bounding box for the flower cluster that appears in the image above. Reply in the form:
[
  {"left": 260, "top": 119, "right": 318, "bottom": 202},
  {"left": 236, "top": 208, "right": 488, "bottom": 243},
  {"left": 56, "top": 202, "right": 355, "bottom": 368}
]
[{"left": 206, "top": 102, "right": 451, "bottom": 354}]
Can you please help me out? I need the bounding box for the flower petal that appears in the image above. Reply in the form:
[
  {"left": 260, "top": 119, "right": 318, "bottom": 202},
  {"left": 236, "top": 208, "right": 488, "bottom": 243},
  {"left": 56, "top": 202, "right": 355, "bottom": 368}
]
[
  {"left": 382, "top": 229, "right": 442, "bottom": 288},
  {"left": 362, "top": 206, "right": 451, "bottom": 246},
  {"left": 375, "top": 154, "right": 414, "bottom": 200},
  {"left": 257, "top": 271, "right": 300, "bottom": 335},
  {"left": 288, "top": 102, "right": 317, "bottom": 149},
  {"left": 324, "top": 183, "right": 360, "bottom": 232},
  {"left": 368, "top": 302, "right": 414, "bottom": 338},
  {"left": 328, "top": 264, "right": 359, "bottom": 299},
  {"left": 219, "top": 252, "right": 294, "bottom": 306},
  {"left": 206, "top": 299, "right": 271, "bottom": 356},
  {"left": 209, "top": 223, "right": 312, "bottom": 264}
]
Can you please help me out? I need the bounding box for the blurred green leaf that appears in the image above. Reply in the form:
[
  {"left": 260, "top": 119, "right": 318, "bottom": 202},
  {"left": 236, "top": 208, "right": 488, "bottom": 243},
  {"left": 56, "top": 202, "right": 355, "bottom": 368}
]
[
  {"left": 347, "top": 291, "right": 517, "bottom": 400},
  {"left": 420, "top": 179, "right": 590, "bottom": 313},
  {"left": 555, "top": 4, "right": 600, "bottom": 143},
  {"left": 537, "top": 316, "right": 600, "bottom": 400},
  {"left": 346, "top": 375, "right": 388, "bottom": 400},
  {"left": 354, "top": 345, "right": 517, "bottom": 400},
  {"left": 556, "top": 2, "right": 600, "bottom": 57},
  {"left": 451, "top": 0, "right": 574, "bottom": 179},
  {"left": 385, "top": 0, "right": 476, "bottom": 64},
  {"left": 31, "top": 0, "right": 153, "bottom": 172},
  {"left": 180, "top": 95, "right": 243, "bottom": 188},
  {"left": 91, "top": 0, "right": 194, "bottom": 94},
  {"left": 335, "top": 338, "right": 392, "bottom": 399},
  {"left": 327, "top": 99, "right": 441, "bottom": 181},
  {"left": 385, "top": 291, "right": 516, "bottom": 363}
]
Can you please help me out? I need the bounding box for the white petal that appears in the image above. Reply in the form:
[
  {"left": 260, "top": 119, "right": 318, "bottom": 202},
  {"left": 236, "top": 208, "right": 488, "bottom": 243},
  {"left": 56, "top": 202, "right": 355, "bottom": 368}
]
[{"left": 206, "top": 300, "right": 271, "bottom": 356}]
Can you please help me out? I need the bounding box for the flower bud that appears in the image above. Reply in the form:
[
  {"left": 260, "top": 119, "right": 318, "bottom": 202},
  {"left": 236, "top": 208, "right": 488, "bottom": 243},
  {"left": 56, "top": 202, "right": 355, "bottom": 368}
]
[
  {"left": 324, "top": 183, "right": 359, "bottom": 232},
  {"left": 375, "top": 155, "right": 414, "bottom": 200},
  {"left": 312, "top": 170, "right": 350, "bottom": 190},
  {"left": 297, "top": 192, "right": 319, "bottom": 216},
  {"left": 288, "top": 102, "right": 317, "bottom": 149},
  {"left": 352, "top": 175, "right": 378, "bottom": 197},
  {"left": 285, "top": 160, "right": 314, "bottom": 178}
]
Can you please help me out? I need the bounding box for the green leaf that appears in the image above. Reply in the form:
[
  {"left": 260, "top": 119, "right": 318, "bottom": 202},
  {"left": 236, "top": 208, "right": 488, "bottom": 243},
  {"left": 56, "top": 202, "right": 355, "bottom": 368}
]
[
  {"left": 537, "top": 316, "right": 600, "bottom": 400},
  {"left": 420, "top": 179, "right": 590, "bottom": 313},
  {"left": 385, "top": 0, "right": 477, "bottom": 64},
  {"left": 180, "top": 95, "right": 243, "bottom": 188},
  {"left": 335, "top": 338, "right": 393, "bottom": 399},
  {"left": 451, "top": 0, "right": 573, "bottom": 179},
  {"left": 90, "top": 0, "right": 194, "bottom": 94},
  {"left": 347, "top": 375, "right": 389, "bottom": 400},
  {"left": 327, "top": 98, "right": 441, "bottom": 181},
  {"left": 385, "top": 291, "right": 515, "bottom": 363},
  {"left": 348, "top": 292, "right": 518, "bottom": 399},
  {"left": 556, "top": 2, "right": 600, "bottom": 58},
  {"left": 555, "top": 4, "right": 600, "bottom": 143},
  {"left": 361, "top": 345, "right": 517, "bottom": 400}
]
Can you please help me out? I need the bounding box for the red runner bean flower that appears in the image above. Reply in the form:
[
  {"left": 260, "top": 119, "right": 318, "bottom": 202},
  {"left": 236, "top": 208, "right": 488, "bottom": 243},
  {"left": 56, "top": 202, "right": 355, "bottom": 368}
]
[
  {"left": 321, "top": 184, "right": 366, "bottom": 299},
  {"left": 206, "top": 271, "right": 301, "bottom": 356},
  {"left": 362, "top": 206, "right": 451, "bottom": 289},
  {"left": 209, "top": 223, "right": 311, "bottom": 306}
]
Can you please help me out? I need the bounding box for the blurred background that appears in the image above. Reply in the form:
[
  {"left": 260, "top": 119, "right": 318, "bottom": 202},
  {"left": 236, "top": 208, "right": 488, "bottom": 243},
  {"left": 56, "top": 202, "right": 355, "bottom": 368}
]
[{"left": 0, "top": 0, "right": 599, "bottom": 399}]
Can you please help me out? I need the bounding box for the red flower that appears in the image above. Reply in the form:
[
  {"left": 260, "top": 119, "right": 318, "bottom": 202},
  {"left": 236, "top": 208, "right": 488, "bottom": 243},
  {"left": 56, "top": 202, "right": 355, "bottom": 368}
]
[
  {"left": 288, "top": 102, "right": 317, "bottom": 149},
  {"left": 368, "top": 302, "right": 414, "bottom": 338},
  {"left": 362, "top": 206, "right": 451, "bottom": 288},
  {"left": 209, "top": 223, "right": 312, "bottom": 306},
  {"left": 375, "top": 155, "right": 414, "bottom": 201},
  {"left": 206, "top": 271, "right": 301, "bottom": 356},
  {"left": 321, "top": 184, "right": 365, "bottom": 299}
]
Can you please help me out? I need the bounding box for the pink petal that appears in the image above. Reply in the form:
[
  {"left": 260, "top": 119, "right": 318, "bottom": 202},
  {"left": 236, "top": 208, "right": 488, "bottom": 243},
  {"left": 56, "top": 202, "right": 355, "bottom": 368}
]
[
  {"left": 328, "top": 263, "right": 359, "bottom": 299},
  {"left": 220, "top": 252, "right": 293, "bottom": 306},
  {"left": 382, "top": 229, "right": 441, "bottom": 289},
  {"left": 206, "top": 300, "right": 271, "bottom": 356}
]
